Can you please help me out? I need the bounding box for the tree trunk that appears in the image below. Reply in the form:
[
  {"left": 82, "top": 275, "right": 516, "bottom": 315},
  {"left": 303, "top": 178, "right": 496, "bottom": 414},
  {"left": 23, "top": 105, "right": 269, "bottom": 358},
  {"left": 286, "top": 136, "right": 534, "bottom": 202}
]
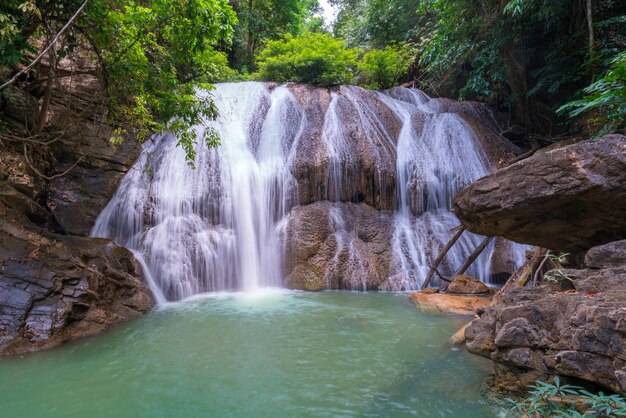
[
  {"left": 34, "top": 46, "right": 56, "bottom": 135},
  {"left": 586, "top": 0, "right": 595, "bottom": 80}
]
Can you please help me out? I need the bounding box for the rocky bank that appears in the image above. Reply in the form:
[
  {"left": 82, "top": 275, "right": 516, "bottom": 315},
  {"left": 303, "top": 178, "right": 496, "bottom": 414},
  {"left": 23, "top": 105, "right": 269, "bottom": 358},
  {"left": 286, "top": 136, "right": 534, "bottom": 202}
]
[
  {"left": 0, "top": 54, "right": 153, "bottom": 356},
  {"left": 454, "top": 135, "right": 626, "bottom": 395}
]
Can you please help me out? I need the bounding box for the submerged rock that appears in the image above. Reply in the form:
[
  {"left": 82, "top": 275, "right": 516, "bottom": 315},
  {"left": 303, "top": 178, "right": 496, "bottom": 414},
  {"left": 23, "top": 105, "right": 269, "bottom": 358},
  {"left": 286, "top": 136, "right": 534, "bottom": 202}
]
[
  {"left": 465, "top": 239, "right": 626, "bottom": 395},
  {"left": 453, "top": 135, "right": 626, "bottom": 253}
]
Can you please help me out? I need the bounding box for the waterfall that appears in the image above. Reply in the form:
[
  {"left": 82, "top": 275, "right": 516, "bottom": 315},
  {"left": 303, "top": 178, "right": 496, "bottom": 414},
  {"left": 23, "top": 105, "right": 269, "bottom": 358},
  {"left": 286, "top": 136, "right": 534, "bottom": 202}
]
[
  {"left": 380, "top": 90, "right": 502, "bottom": 290},
  {"left": 92, "top": 82, "right": 527, "bottom": 301}
]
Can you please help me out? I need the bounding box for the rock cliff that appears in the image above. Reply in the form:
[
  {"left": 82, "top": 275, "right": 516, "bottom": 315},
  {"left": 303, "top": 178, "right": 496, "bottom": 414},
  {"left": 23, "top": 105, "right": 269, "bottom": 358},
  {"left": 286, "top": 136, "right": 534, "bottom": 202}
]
[
  {"left": 0, "top": 54, "right": 153, "bottom": 356},
  {"left": 466, "top": 240, "right": 626, "bottom": 395}
]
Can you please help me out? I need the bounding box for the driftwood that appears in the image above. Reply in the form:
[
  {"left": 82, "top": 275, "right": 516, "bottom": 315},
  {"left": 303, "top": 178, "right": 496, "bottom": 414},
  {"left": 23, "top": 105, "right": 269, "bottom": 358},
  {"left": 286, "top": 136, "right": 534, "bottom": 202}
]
[
  {"left": 453, "top": 236, "right": 494, "bottom": 277},
  {"left": 422, "top": 226, "right": 465, "bottom": 288},
  {"left": 439, "top": 236, "right": 494, "bottom": 291}
]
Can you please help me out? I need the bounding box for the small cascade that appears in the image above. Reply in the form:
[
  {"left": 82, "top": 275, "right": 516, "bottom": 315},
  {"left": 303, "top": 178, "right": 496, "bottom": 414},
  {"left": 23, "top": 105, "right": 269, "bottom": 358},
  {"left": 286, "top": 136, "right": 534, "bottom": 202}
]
[
  {"left": 379, "top": 91, "right": 501, "bottom": 289},
  {"left": 93, "top": 81, "right": 527, "bottom": 301}
]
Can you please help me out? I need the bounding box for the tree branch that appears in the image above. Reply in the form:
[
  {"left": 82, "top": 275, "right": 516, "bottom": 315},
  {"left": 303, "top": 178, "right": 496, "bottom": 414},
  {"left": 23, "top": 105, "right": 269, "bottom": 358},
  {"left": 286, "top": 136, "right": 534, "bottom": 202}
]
[{"left": 0, "top": 0, "right": 89, "bottom": 91}]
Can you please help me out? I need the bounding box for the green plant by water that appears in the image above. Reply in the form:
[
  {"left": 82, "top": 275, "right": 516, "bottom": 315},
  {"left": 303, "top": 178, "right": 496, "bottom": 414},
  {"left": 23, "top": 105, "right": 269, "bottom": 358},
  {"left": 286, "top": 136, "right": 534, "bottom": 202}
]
[{"left": 509, "top": 377, "right": 626, "bottom": 417}]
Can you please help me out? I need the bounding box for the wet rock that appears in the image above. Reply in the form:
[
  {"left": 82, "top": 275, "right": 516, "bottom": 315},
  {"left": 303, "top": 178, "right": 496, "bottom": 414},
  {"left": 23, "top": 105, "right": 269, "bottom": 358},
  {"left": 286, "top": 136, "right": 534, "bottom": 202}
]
[
  {"left": 0, "top": 200, "right": 153, "bottom": 356},
  {"left": 453, "top": 135, "right": 626, "bottom": 252},
  {"left": 284, "top": 201, "right": 393, "bottom": 290},
  {"left": 288, "top": 84, "right": 400, "bottom": 211},
  {"left": 447, "top": 275, "right": 492, "bottom": 294},
  {"left": 465, "top": 240, "right": 626, "bottom": 394}
]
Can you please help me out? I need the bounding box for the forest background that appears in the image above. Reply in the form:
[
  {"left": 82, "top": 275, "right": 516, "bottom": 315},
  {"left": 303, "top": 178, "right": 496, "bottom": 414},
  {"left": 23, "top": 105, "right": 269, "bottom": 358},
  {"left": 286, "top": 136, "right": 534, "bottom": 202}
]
[{"left": 1, "top": 0, "right": 624, "bottom": 156}]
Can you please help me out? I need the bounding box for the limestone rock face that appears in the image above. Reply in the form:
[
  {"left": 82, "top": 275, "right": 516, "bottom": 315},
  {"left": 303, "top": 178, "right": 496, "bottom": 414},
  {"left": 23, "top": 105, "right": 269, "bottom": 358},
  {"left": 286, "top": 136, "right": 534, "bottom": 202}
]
[
  {"left": 0, "top": 199, "right": 153, "bottom": 356},
  {"left": 284, "top": 201, "right": 393, "bottom": 290},
  {"left": 453, "top": 135, "right": 626, "bottom": 252},
  {"left": 465, "top": 240, "right": 626, "bottom": 394},
  {"left": 288, "top": 84, "right": 401, "bottom": 211},
  {"left": 0, "top": 53, "right": 151, "bottom": 356}
]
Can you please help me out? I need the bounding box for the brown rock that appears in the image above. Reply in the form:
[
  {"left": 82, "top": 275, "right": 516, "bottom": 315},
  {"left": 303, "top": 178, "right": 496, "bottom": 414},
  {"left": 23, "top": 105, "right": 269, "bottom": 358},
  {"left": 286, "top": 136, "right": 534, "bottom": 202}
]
[
  {"left": 453, "top": 135, "right": 626, "bottom": 252},
  {"left": 284, "top": 201, "right": 393, "bottom": 290},
  {"left": 585, "top": 239, "right": 626, "bottom": 269},
  {"left": 465, "top": 240, "right": 626, "bottom": 395},
  {"left": 410, "top": 292, "right": 492, "bottom": 316},
  {"left": 447, "top": 274, "right": 492, "bottom": 294}
]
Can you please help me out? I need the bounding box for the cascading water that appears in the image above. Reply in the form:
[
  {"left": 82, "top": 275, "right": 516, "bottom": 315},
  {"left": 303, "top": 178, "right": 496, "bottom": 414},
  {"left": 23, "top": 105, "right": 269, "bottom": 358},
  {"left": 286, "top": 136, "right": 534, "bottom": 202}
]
[
  {"left": 92, "top": 81, "right": 527, "bottom": 301},
  {"left": 381, "top": 90, "right": 503, "bottom": 289},
  {"left": 93, "top": 83, "right": 304, "bottom": 300}
]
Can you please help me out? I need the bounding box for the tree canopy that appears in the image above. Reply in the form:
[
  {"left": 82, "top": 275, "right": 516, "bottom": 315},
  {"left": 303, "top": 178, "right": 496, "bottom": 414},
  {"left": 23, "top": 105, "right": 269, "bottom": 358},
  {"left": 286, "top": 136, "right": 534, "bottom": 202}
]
[{"left": 1, "top": 0, "right": 624, "bottom": 159}]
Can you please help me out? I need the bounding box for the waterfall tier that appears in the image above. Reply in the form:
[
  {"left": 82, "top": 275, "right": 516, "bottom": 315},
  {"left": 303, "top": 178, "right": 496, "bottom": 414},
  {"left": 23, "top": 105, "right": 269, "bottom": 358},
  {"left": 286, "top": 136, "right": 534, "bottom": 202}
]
[{"left": 92, "top": 82, "right": 526, "bottom": 301}]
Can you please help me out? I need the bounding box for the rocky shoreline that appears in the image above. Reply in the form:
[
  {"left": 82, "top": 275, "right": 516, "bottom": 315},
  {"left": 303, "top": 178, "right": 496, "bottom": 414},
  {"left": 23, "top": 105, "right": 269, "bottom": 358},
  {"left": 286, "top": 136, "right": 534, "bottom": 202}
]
[
  {"left": 0, "top": 56, "right": 153, "bottom": 356},
  {"left": 454, "top": 135, "right": 626, "bottom": 395}
]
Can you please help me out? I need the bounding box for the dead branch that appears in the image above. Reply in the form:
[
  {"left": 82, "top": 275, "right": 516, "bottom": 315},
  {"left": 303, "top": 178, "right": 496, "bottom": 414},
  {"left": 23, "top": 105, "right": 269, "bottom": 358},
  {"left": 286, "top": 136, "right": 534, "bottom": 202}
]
[
  {"left": 22, "top": 142, "right": 86, "bottom": 181},
  {"left": 422, "top": 226, "right": 465, "bottom": 288},
  {"left": 533, "top": 250, "right": 551, "bottom": 286},
  {"left": 0, "top": 0, "right": 89, "bottom": 91}
]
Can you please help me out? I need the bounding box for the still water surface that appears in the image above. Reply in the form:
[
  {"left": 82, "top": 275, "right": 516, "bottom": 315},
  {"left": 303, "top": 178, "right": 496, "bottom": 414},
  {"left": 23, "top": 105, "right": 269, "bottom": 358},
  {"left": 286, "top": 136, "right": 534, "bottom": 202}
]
[{"left": 0, "top": 291, "right": 498, "bottom": 417}]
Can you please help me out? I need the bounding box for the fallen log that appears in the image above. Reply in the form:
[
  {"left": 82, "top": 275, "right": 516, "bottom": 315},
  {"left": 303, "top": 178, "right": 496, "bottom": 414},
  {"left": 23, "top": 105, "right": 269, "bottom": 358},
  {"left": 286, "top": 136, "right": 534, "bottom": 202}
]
[{"left": 422, "top": 226, "right": 465, "bottom": 288}]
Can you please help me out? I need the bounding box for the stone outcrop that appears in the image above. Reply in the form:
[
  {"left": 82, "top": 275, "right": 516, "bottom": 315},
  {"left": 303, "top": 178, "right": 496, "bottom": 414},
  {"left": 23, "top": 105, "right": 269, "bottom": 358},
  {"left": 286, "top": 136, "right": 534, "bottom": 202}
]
[
  {"left": 0, "top": 191, "right": 153, "bottom": 356},
  {"left": 453, "top": 135, "right": 626, "bottom": 253},
  {"left": 465, "top": 240, "right": 626, "bottom": 395},
  {"left": 0, "top": 50, "right": 151, "bottom": 356},
  {"left": 284, "top": 201, "right": 393, "bottom": 290},
  {"left": 447, "top": 274, "right": 492, "bottom": 294}
]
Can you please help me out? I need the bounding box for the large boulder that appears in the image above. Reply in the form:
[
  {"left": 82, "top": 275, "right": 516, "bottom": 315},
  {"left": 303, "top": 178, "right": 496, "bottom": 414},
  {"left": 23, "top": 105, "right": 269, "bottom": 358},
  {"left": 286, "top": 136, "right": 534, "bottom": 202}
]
[
  {"left": 465, "top": 239, "right": 626, "bottom": 394},
  {"left": 453, "top": 135, "right": 626, "bottom": 252},
  {"left": 0, "top": 199, "right": 153, "bottom": 356}
]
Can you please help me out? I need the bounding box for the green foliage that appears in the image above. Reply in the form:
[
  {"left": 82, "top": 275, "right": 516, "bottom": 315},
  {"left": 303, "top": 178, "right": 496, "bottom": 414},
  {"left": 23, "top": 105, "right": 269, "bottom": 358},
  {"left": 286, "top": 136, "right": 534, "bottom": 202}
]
[
  {"left": 558, "top": 51, "right": 626, "bottom": 136},
  {"left": 256, "top": 32, "right": 359, "bottom": 86},
  {"left": 0, "top": 1, "right": 40, "bottom": 65},
  {"left": 0, "top": 0, "right": 237, "bottom": 164},
  {"left": 509, "top": 377, "right": 626, "bottom": 417},
  {"left": 332, "top": 0, "right": 422, "bottom": 48},
  {"left": 358, "top": 44, "right": 415, "bottom": 89},
  {"left": 87, "top": 0, "right": 237, "bottom": 165},
  {"left": 228, "top": 0, "right": 320, "bottom": 71}
]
